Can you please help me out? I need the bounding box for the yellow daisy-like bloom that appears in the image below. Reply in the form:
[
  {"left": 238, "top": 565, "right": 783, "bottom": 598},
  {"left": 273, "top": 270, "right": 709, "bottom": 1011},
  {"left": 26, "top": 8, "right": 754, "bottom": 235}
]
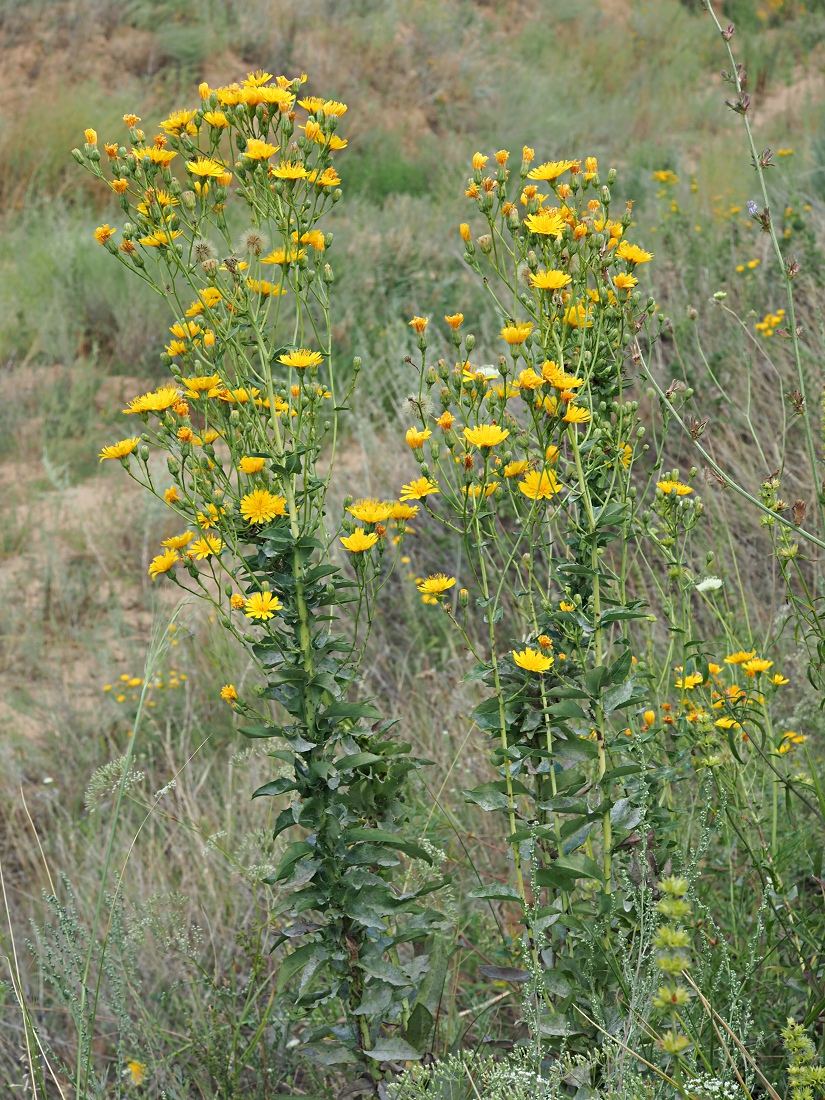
[
  {"left": 462, "top": 481, "right": 498, "bottom": 499},
  {"left": 123, "top": 385, "right": 181, "bottom": 415},
  {"left": 202, "top": 110, "right": 229, "bottom": 128},
  {"left": 161, "top": 531, "right": 194, "bottom": 550},
  {"left": 278, "top": 348, "right": 323, "bottom": 369},
  {"left": 307, "top": 166, "right": 341, "bottom": 187},
  {"left": 220, "top": 684, "right": 238, "bottom": 704},
  {"left": 127, "top": 1061, "right": 146, "bottom": 1087},
  {"left": 187, "top": 156, "right": 227, "bottom": 177},
  {"left": 563, "top": 303, "right": 593, "bottom": 328},
  {"left": 559, "top": 600, "right": 575, "bottom": 612},
  {"left": 99, "top": 437, "right": 139, "bottom": 462},
  {"left": 408, "top": 316, "right": 429, "bottom": 335},
  {"left": 675, "top": 673, "right": 704, "bottom": 689},
  {"left": 93, "top": 224, "right": 116, "bottom": 246},
  {"left": 389, "top": 502, "right": 419, "bottom": 520},
  {"left": 518, "top": 469, "right": 562, "bottom": 500},
  {"left": 406, "top": 427, "right": 432, "bottom": 449},
  {"left": 543, "top": 363, "right": 583, "bottom": 389},
  {"left": 742, "top": 658, "right": 773, "bottom": 677},
  {"left": 400, "top": 477, "right": 440, "bottom": 501},
  {"left": 262, "top": 247, "right": 306, "bottom": 266},
  {"left": 528, "top": 159, "right": 578, "bottom": 181},
  {"left": 714, "top": 716, "right": 741, "bottom": 729},
  {"left": 435, "top": 411, "right": 456, "bottom": 430},
  {"left": 463, "top": 424, "right": 509, "bottom": 449},
  {"left": 500, "top": 321, "right": 533, "bottom": 345},
  {"left": 724, "top": 649, "right": 756, "bottom": 665},
  {"left": 340, "top": 528, "right": 379, "bottom": 553},
  {"left": 170, "top": 320, "right": 202, "bottom": 340},
  {"left": 563, "top": 405, "right": 591, "bottom": 423},
  {"left": 444, "top": 312, "right": 464, "bottom": 330},
  {"left": 770, "top": 673, "right": 789, "bottom": 686},
  {"left": 164, "top": 486, "right": 180, "bottom": 504},
  {"left": 145, "top": 147, "right": 177, "bottom": 166},
  {"left": 138, "top": 229, "right": 184, "bottom": 247},
  {"left": 244, "top": 591, "right": 282, "bottom": 620},
  {"left": 238, "top": 456, "right": 267, "bottom": 474},
  {"left": 517, "top": 368, "right": 545, "bottom": 390},
  {"left": 246, "top": 277, "right": 287, "bottom": 297},
  {"left": 190, "top": 536, "right": 223, "bottom": 560},
  {"left": 512, "top": 647, "right": 554, "bottom": 673},
  {"left": 230, "top": 593, "right": 245, "bottom": 609},
  {"left": 416, "top": 574, "right": 456, "bottom": 596},
  {"left": 613, "top": 273, "right": 638, "bottom": 290},
  {"left": 160, "top": 108, "right": 197, "bottom": 135},
  {"left": 148, "top": 548, "right": 179, "bottom": 579},
  {"left": 616, "top": 240, "right": 654, "bottom": 264},
  {"left": 182, "top": 373, "right": 222, "bottom": 398},
  {"left": 530, "top": 269, "right": 572, "bottom": 290},
  {"left": 348, "top": 499, "right": 393, "bottom": 524},
  {"left": 244, "top": 138, "right": 277, "bottom": 160},
  {"left": 271, "top": 160, "right": 309, "bottom": 179},
  {"left": 524, "top": 210, "right": 565, "bottom": 237},
  {"left": 240, "top": 490, "right": 287, "bottom": 525},
  {"left": 503, "top": 459, "right": 529, "bottom": 478},
  {"left": 657, "top": 480, "right": 693, "bottom": 496}
]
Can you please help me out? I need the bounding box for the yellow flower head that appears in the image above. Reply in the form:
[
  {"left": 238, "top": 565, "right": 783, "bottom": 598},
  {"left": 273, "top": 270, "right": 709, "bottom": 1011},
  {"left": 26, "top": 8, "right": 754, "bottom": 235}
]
[
  {"left": 271, "top": 160, "right": 309, "bottom": 180},
  {"left": 390, "top": 502, "right": 418, "bottom": 520},
  {"left": 123, "top": 386, "right": 181, "bottom": 415},
  {"left": 463, "top": 424, "right": 509, "bottom": 449},
  {"left": 613, "top": 273, "right": 638, "bottom": 290},
  {"left": 675, "top": 672, "right": 704, "bottom": 690},
  {"left": 244, "top": 138, "right": 277, "bottom": 160},
  {"left": 530, "top": 269, "right": 572, "bottom": 291},
  {"left": 409, "top": 315, "right": 429, "bottom": 335},
  {"left": 512, "top": 647, "right": 554, "bottom": 673},
  {"left": 528, "top": 160, "right": 578, "bottom": 181},
  {"left": 435, "top": 410, "right": 456, "bottom": 431},
  {"left": 220, "top": 684, "right": 238, "bottom": 704},
  {"left": 138, "top": 229, "right": 183, "bottom": 247},
  {"left": 742, "top": 657, "right": 773, "bottom": 677},
  {"left": 340, "top": 528, "right": 379, "bottom": 553},
  {"left": 244, "top": 591, "right": 282, "bottom": 620},
  {"left": 93, "top": 224, "right": 116, "bottom": 246},
  {"left": 279, "top": 348, "right": 323, "bottom": 369},
  {"left": 616, "top": 240, "right": 654, "bottom": 265},
  {"left": 203, "top": 110, "right": 229, "bottom": 128},
  {"left": 400, "top": 477, "right": 440, "bottom": 501},
  {"left": 657, "top": 479, "right": 693, "bottom": 496},
  {"left": 160, "top": 108, "right": 197, "bottom": 135},
  {"left": 148, "top": 548, "right": 178, "bottom": 579},
  {"left": 238, "top": 456, "right": 267, "bottom": 474},
  {"left": 563, "top": 405, "right": 591, "bottom": 424},
  {"left": 164, "top": 486, "right": 180, "bottom": 504},
  {"left": 240, "top": 490, "right": 287, "bottom": 525},
  {"left": 99, "top": 437, "right": 139, "bottom": 462},
  {"left": 416, "top": 574, "right": 456, "bottom": 596},
  {"left": 500, "top": 321, "right": 533, "bottom": 345},
  {"left": 517, "top": 368, "right": 545, "bottom": 390},
  {"left": 406, "top": 427, "right": 432, "bottom": 449},
  {"left": 724, "top": 649, "right": 756, "bottom": 665},
  {"left": 518, "top": 469, "right": 562, "bottom": 500},
  {"left": 348, "top": 498, "right": 393, "bottom": 524},
  {"left": 190, "top": 536, "right": 223, "bottom": 560},
  {"left": 126, "top": 1061, "right": 146, "bottom": 1087},
  {"left": 161, "top": 531, "right": 194, "bottom": 550},
  {"left": 186, "top": 157, "right": 227, "bottom": 177},
  {"left": 444, "top": 312, "right": 464, "bottom": 331},
  {"left": 503, "top": 459, "right": 529, "bottom": 478},
  {"left": 770, "top": 673, "right": 789, "bottom": 686},
  {"left": 524, "top": 210, "right": 565, "bottom": 237}
]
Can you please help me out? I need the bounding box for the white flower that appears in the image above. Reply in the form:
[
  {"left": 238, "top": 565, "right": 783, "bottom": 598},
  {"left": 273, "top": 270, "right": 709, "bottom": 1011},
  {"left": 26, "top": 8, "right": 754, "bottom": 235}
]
[{"left": 696, "top": 575, "right": 723, "bottom": 592}]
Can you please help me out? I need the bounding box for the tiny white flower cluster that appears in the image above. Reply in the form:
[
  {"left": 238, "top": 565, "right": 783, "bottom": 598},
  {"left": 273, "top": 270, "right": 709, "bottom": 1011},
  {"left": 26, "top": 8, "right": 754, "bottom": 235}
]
[{"left": 690, "top": 1073, "right": 741, "bottom": 1100}]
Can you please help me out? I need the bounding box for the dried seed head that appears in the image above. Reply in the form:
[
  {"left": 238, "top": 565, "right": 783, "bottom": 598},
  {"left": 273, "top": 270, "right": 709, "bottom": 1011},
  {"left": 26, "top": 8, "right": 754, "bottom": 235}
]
[
  {"left": 237, "top": 227, "right": 269, "bottom": 257},
  {"left": 193, "top": 238, "right": 218, "bottom": 262}
]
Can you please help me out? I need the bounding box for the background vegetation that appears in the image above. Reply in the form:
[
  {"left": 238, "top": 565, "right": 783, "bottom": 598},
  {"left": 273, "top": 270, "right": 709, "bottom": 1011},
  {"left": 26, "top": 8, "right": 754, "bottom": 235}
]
[{"left": 1, "top": 0, "right": 825, "bottom": 1096}]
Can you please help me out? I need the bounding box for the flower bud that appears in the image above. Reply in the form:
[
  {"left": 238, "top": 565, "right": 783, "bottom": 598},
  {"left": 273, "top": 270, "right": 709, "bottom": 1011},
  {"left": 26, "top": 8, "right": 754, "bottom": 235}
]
[
  {"left": 643, "top": 709, "right": 656, "bottom": 726},
  {"left": 323, "top": 263, "right": 334, "bottom": 283},
  {"left": 477, "top": 234, "right": 492, "bottom": 254},
  {"left": 465, "top": 334, "right": 476, "bottom": 351},
  {"left": 181, "top": 190, "right": 197, "bottom": 209},
  {"left": 353, "top": 356, "right": 362, "bottom": 373},
  {"left": 607, "top": 168, "right": 617, "bottom": 185},
  {"left": 71, "top": 148, "right": 85, "bottom": 165},
  {"left": 601, "top": 185, "right": 611, "bottom": 204},
  {"left": 139, "top": 444, "right": 150, "bottom": 462}
]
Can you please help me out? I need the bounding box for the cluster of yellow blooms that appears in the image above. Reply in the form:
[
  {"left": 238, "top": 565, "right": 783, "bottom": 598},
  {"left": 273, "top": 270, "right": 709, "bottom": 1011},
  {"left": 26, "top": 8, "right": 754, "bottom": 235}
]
[{"left": 755, "top": 308, "right": 786, "bottom": 337}]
